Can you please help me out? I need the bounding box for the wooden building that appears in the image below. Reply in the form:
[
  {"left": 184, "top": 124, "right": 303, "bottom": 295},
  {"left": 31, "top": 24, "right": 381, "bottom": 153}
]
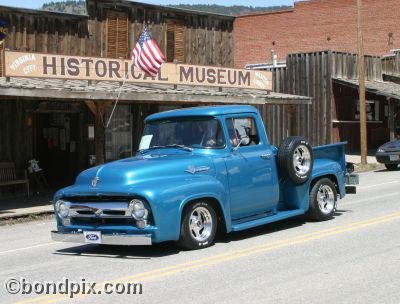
[
  {"left": 0, "top": 1, "right": 310, "bottom": 192},
  {"left": 264, "top": 50, "right": 400, "bottom": 153}
]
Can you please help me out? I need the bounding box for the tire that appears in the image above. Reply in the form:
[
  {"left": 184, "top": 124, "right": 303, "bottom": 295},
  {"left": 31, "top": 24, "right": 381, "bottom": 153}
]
[
  {"left": 308, "top": 178, "right": 337, "bottom": 221},
  {"left": 178, "top": 201, "right": 217, "bottom": 250},
  {"left": 384, "top": 164, "right": 398, "bottom": 171},
  {"left": 277, "top": 136, "right": 313, "bottom": 184}
]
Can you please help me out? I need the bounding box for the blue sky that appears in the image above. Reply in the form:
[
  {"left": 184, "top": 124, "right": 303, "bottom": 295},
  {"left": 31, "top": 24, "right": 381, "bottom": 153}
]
[{"left": 0, "top": 0, "right": 295, "bottom": 9}]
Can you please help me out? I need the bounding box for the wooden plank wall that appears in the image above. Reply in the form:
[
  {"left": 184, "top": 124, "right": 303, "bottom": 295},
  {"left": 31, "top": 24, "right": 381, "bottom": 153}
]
[
  {"left": 264, "top": 51, "right": 384, "bottom": 147},
  {"left": 87, "top": 0, "right": 234, "bottom": 67},
  {"left": 259, "top": 67, "right": 290, "bottom": 146},
  {"left": 0, "top": 4, "right": 234, "bottom": 74},
  {"left": 382, "top": 53, "right": 400, "bottom": 76},
  {"left": 331, "top": 52, "right": 382, "bottom": 81},
  {"left": 0, "top": 9, "right": 89, "bottom": 57},
  {"left": 283, "top": 51, "right": 333, "bottom": 146}
]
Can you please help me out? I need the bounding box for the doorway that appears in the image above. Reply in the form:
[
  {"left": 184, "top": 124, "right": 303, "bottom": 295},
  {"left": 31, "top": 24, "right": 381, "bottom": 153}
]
[{"left": 33, "top": 112, "right": 80, "bottom": 188}]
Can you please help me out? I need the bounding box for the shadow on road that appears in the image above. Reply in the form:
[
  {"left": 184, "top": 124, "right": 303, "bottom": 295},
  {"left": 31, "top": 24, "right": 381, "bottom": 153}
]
[
  {"left": 53, "top": 241, "right": 180, "bottom": 259},
  {"left": 52, "top": 213, "right": 349, "bottom": 258},
  {"left": 217, "top": 216, "right": 307, "bottom": 244},
  {"left": 373, "top": 168, "right": 399, "bottom": 173}
]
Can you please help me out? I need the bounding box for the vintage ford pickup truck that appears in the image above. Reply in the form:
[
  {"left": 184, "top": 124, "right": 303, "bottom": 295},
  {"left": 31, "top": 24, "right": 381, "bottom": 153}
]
[{"left": 51, "top": 105, "right": 358, "bottom": 250}]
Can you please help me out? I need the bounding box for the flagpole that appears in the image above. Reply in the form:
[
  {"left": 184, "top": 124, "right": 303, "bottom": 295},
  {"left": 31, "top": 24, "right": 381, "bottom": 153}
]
[{"left": 105, "top": 65, "right": 131, "bottom": 129}]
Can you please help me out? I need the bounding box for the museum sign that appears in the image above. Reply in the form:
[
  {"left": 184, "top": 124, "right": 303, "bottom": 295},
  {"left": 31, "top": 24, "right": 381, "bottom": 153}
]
[{"left": 5, "top": 51, "right": 272, "bottom": 91}]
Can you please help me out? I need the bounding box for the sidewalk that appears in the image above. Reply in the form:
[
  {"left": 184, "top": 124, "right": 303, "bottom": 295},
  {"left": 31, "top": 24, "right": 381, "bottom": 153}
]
[
  {"left": 346, "top": 154, "right": 378, "bottom": 164},
  {"left": 0, "top": 194, "right": 54, "bottom": 219}
]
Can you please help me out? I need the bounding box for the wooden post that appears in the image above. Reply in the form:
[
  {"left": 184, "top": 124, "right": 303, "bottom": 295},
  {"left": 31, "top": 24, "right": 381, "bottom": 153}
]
[
  {"left": 84, "top": 101, "right": 106, "bottom": 165},
  {"left": 388, "top": 99, "right": 395, "bottom": 141},
  {"left": 357, "top": 0, "right": 368, "bottom": 164}
]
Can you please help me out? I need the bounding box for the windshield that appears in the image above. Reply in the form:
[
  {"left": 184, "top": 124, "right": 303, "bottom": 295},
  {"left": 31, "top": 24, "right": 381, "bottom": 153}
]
[{"left": 139, "top": 117, "right": 225, "bottom": 150}]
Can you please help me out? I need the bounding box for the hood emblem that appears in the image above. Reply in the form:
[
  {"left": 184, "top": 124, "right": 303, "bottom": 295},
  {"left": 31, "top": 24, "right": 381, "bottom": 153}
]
[
  {"left": 94, "top": 208, "right": 103, "bottom": 217},
  {"left": 185, "top": 165, "right": 210, "bottom": 174},
  {"left": 91, "top": 176, "right": 100, "bottom": 187}
]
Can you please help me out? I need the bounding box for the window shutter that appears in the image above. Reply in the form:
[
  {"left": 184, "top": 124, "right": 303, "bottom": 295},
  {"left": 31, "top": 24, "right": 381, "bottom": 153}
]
[
  {"left": 166, "top": 21, "right": 185, "bottom": 63},
  {"left": 107, "top": 12, "right": 128, "bottom": 58},
  {"left": 174, "top": 23, "right": 185, "bottom": 63},
  {"left": 166, "top": 23, "right": 175, "bottom": 62}
]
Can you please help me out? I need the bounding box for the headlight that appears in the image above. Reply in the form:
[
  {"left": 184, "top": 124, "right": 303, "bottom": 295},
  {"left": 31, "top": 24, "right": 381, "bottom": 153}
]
[
  {"left": 128, "top": 199, "right": 148, "bottom": 220},
  {"left": 377, "top": 148, "right": 385, "bottom": 153},
  {"left": 55, "top": 200, "right": 69, "bottom": 218}
]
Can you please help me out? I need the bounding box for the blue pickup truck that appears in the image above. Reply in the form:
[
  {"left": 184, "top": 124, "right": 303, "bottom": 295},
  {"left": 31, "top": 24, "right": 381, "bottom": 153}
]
[{"left": 51, "top": 105, "right": 358, "bottom": 250}]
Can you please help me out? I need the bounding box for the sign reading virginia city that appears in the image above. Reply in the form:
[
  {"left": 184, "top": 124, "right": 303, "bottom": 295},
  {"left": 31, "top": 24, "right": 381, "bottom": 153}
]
[{"left": 5, "top": 51, "right": 272, "bottom": 91}]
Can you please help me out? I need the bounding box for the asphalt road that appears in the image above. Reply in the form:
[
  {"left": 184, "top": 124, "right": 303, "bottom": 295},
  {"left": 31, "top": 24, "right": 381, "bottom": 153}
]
[{"left": 1, "top": 169, "right": 400, "bottom": 304}]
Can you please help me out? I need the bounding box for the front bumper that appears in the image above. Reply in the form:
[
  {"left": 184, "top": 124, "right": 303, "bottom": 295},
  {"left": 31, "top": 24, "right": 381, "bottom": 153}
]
[
  {"left": 51, "top": 230, "right": 152, "bottom": 245},
  {"left": 376, "top": 152, "right": 400, "bottom": 164}
]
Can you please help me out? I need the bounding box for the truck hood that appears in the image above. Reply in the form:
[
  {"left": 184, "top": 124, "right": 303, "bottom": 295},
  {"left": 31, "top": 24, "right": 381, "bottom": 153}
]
[{"left": 70, "top": 151, "right": 215, "bottom": 193}]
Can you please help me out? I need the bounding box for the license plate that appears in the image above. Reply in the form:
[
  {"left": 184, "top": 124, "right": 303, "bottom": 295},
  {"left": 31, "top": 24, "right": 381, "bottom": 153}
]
[
  {"left": 83, "top": 231, "right": 102, "bottom": 244},
  {"left": 389, "top": 155, "right": 399, "bottom": 161}
]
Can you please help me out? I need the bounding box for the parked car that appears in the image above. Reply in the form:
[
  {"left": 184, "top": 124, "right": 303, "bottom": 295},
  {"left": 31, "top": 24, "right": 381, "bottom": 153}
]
[
  {"left": 376, "top": 139, "right": 400, "bottom": 170},
  {"left": 51, "top": 105, "right": 358, "bottom": 250}
]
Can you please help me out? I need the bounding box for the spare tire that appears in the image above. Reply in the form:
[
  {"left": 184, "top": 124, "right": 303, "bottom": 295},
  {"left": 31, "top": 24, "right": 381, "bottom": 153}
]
[{"left": 277, "top": 136, "right": 313, "bottom": 184}]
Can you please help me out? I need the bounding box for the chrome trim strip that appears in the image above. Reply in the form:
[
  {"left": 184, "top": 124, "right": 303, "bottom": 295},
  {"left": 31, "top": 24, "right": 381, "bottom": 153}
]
[
  {"left": 51, "top": 231, "right": 152, "bottom": 245},
  {"left": 66, "top": 202, "right": 133, "bottom": 218}
]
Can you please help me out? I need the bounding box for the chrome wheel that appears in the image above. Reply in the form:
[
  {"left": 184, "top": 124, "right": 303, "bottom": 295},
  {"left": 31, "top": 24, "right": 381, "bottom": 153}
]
[
  {"left": 317, "top": 184, "right": 335, "bottom": 215},
  {"left": 293, "top": 145, "right": 312, "bottom": 176},
  {"left": 189, "top": 206, "right": 213, "bottom": 242}
]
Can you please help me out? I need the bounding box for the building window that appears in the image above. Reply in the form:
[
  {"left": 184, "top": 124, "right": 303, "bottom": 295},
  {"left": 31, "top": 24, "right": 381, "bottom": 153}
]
[
  {"left": 105, "top": 105, "right": 132, "bottom": 161},
  {"left": 106, "top": 11, "right": 128, "bottom": 58},
  {"left": 166, "top": 21, "right": 185, "bottom": 63}
]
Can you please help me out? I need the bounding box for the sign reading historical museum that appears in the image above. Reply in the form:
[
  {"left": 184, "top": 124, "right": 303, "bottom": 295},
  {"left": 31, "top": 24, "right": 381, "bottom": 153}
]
[{"left": 5, "top": 51, "right": 272, "bottom": 91}]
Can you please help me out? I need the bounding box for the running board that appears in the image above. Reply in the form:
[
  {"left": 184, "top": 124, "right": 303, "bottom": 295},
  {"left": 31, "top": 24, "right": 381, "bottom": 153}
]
[{"left": 231, "top": 209, "right": 305, "bottom": 232}]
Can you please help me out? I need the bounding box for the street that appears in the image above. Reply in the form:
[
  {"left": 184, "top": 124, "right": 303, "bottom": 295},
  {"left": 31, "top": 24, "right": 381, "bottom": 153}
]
[{"left": 1, "top": 169, "right": 400, "bottom": 304}]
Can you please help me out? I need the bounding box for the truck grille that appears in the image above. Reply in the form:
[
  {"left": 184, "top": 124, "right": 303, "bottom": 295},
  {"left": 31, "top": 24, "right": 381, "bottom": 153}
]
[{"left": 66, "top": 196, "right": 131, "bottom": 203}]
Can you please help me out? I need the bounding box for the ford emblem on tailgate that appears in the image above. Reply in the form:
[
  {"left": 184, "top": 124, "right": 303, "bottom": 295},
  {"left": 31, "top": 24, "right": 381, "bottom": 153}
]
[{"left": 86, "top": 233, "right": 99, "bottom": 241}]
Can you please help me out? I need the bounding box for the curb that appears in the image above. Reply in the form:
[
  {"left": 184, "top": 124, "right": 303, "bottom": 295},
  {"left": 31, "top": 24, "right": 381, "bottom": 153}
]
[{"left": 0, "top": 210, "right": 54, "bottom": 221}]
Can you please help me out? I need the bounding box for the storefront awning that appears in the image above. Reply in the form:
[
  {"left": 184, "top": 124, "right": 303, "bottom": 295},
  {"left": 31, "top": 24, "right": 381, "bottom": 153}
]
[
  {"left": 332, "top": 77, "right": 400, "bottom": 100},
  {"left": 0, "top": 77, "right": 311, "bottom": 105}
]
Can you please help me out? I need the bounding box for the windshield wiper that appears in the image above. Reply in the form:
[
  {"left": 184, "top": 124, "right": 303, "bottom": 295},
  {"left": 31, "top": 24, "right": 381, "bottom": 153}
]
[{"left": 139, "top": 145, "right": 193, "bottom": 153}]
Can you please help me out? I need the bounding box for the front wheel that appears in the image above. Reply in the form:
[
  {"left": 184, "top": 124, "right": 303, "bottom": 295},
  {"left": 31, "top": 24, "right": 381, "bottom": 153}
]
[
  {"left": 178, "top": 201, "right": 217, "bottom": 250},
  {"left": 308, "top": 178, "right": 337, "bottom": 221},
  {"left": 384, "top": 164, "right": 398, "bottom": 170}
]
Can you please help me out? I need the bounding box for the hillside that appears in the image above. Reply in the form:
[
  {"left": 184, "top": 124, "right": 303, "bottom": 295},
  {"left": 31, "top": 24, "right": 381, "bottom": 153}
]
[{"left": 41, "top": 1, "right": 290, "bottom": 16}]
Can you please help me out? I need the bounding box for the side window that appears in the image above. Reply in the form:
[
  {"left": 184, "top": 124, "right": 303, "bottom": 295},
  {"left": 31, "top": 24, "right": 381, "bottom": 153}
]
[{"left": 226, "top": 117, "right": 260, "bottom": 147}]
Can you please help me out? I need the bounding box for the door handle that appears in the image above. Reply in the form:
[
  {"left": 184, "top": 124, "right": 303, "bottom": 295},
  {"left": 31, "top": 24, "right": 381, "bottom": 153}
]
[{"left": 260, "top": 152, "right": 273, "bottom": 160}]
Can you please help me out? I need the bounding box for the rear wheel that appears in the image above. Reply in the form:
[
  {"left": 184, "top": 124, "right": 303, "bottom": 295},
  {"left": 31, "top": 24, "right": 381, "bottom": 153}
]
[
  {"left": 178, "top": 201, "right": 217, "bottom": 250},
  {"left": 384, "top": 164, "right": 398, "bottom": 170},
  {"left": 308, "top": 178, "right": 337, "bottom": 221}
]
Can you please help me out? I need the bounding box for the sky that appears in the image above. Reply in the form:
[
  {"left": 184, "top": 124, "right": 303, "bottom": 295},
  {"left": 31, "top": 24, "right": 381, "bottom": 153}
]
[{"left": 0, "top": 0, "right": 295, "bottom": 9}]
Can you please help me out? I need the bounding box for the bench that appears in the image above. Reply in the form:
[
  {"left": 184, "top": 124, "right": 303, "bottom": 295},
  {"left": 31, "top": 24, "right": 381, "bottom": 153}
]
[{"left": 0, "top": 162, "right": 30, "bottom": 198}]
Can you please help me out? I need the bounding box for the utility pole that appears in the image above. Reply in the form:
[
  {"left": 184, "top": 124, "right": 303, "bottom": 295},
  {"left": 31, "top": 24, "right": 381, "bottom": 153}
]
[{"left": 357, "top": 0, "right": 367, "bottom": 165}]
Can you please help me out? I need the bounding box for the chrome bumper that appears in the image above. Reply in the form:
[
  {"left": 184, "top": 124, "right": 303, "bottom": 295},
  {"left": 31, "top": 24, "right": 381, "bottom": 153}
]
[
  {"left": 51, "top": 231, "right": 152, "bottom": 245},
  {"left": 345, "top": 173, "right": 359, "bottom": 194}
]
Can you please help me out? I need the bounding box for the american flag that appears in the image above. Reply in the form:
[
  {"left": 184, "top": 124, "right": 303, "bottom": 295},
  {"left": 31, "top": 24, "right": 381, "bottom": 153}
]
[{"left": 131, "top": 25, "right": 165, "bottom": 77}]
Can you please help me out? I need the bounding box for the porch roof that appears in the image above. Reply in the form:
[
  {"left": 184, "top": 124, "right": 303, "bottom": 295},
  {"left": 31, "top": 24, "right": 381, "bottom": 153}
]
[
  {"left": 332, "top": 77, "right": 400, "bottom": 100},
  {"left": 0, "top": 77, "right": 312, "bottom": 105}
]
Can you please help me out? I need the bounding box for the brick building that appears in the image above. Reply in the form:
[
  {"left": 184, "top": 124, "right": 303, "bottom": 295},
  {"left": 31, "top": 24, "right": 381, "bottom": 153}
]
[{"left": 234, "top": 0, "right": 400, "bottom": 68}]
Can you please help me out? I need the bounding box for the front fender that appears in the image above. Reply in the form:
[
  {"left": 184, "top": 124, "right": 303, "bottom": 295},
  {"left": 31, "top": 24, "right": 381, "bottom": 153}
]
[{"left": 136, "top": 175, "right": 229, "bottom": 242}]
